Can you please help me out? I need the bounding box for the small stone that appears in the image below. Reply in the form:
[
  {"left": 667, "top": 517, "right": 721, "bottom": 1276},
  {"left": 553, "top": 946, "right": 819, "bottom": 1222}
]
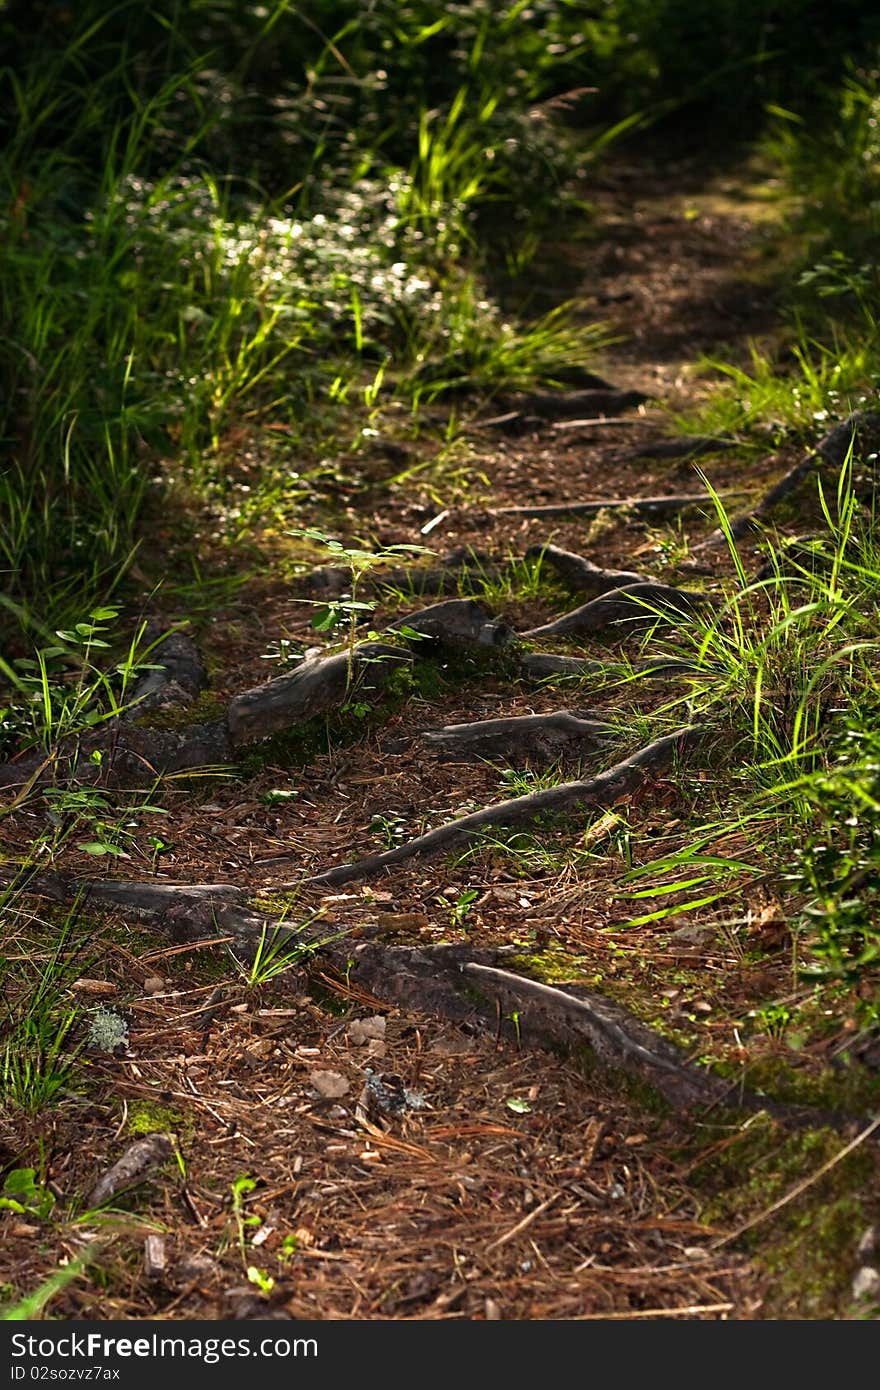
[
  {"left": 347, "top": 1016, "right": 386, "bottom": 1044},
  {"left": 309, "top": 1070, "right": 350, "bottom": 1099},
  {"left": 143, "top": 976, "right": 166, "bottom": 996},
  {"left": 668, "top": 923, "right": 715, "bottom": 950},
  {"left": 144, "top": 1234, "right": 166, "bottom": 1279},
  {"left": 851, "top": 1266, "right": 880, "bottom": 1303},
  {"left": 177, "top": 1253, "right": 218, "bottom": 1282},
  {"left": 857, "top": 1226, "right": 876, "bottom": 1259},
  {"left": 484, "top": 1298, "right": 502, "bottom": 1320}
]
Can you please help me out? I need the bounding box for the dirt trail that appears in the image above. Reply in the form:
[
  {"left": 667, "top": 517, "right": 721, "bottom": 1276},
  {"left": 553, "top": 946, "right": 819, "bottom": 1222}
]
[{"left": 5, "top": 152, "right": 875, "bottom": 1321}]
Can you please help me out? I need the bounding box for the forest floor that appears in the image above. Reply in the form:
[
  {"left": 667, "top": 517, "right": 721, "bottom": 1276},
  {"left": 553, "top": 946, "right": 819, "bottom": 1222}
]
[{"left": 3, "top": 145, "right": 879, "bottom": 1322}]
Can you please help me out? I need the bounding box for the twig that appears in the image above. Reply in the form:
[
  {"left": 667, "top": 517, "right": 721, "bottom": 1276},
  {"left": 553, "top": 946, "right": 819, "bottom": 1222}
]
[{"left": 484, "top": 1192, "right": 562, "bottom": 1253}]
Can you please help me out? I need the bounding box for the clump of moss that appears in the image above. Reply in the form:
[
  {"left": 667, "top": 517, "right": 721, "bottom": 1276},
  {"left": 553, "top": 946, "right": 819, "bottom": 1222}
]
[
  {"left": 692, "top": 1113, "right": 878, "bottom": 1318},
  {"left": 133, "top": 690, "right": 227, "bottom": 730},
  {"left": 126, "top": 1099, "right": 187, "bottom": 1137},
  {"left": 713, "top": 1052, "right": 880, "bottom": 1117}
]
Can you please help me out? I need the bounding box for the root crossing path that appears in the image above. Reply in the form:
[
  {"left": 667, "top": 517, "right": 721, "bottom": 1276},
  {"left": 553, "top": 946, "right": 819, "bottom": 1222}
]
[{"left": 5, "top": 154, "right": 877, "bottom": 1322}]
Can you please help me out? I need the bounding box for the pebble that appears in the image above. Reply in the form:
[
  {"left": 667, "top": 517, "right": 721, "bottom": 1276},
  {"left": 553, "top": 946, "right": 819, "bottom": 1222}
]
[{"left": 851, "top": 1266, "right": 880, "bottom": 1304}]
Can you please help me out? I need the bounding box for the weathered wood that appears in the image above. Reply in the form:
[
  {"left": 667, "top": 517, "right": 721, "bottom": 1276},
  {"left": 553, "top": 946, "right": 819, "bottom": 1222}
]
[
  {"left": 388, "top": 598, "right": 514, "bottom": 647},
  {"left": 619, "top": 434, "right": 737, "bottom": 461},
  {"left": 526, "top": 543, "right": 646, "bottom": 593},
  {"left": 129, "top": 627, "right": 207, "bottom": 714},
  {"left": 301, "top": 548, "right": 499, "bottom": 599},
  {"left": 88, "top": 1134, "right": 175, "bottom": 1209},
  {"left": 307, "top": 725, "right": 705, "bottom": 886},
  {"left": 491, "top": 493, "right": 736, "bottom": 520},
  {"left": 0, "top": 718, "right": 233, "bottom": 790},
  {"left": 228, "top": 642, "right": 408, "bottom": 746},
  {"left": 521, "top": 653, "right": 707, "bottom": 681},
  {"left": 13, "top": 866, "right": 852, "bottom": 1127},
  {"left": 464, "top": 964, "right": 726, "bottom": 1108},
  {"left": 501, "top": 387, "right": 649, "bottom": 419},
  {"left": 422, "top": 709, "right": 613, "bottom": 762},
  {"left": 521, "top": 582, "right": 708, "bottom": 639}
]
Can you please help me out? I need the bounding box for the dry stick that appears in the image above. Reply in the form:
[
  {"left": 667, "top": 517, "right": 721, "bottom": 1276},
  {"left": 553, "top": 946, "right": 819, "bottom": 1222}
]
[
  {"left": 470, "top": 413, "right": 650, "bottom": 431},
  {"left": 575, "top": 1304, "right": 735, "bottom": 1320},
  {"left": 710, "top": 1112, "right": 880, "bottom": 1250},
  {"left": 550, "top": 416, "right": 656, "bottom": 431},
  {"left": 304, "top": 725, "right": 705, "bottom": 888}
]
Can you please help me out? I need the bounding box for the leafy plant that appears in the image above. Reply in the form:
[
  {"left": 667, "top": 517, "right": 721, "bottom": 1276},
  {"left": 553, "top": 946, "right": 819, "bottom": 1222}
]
[
  {"left": 0, "top": 1169, "right": 56, "bottom": 1221},
  {"left": 229, "top": 1174, "right": 261, "bottom": 1269}
]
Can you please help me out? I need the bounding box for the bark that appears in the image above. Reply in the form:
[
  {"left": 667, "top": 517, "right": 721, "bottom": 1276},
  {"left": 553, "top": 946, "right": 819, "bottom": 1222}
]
[
  {"left": 387, "top": 597, "right": 514, "bottom": 647},
  {"left": 228, "top": 642, "right": 408, "bottom": 746},
  {"left": 129, "top": 627, "right": 207, "bottom": 715},
  {"left": 422, "top": 709, "right": 613, "bottom": 762},
  {"left": 491, "top": 493, "right": 736, "bottom": 520},
  {"left": 521, "top": 582, "right": 708, "bottom": 639},
  {"left": 619, "top": 435, "right": 737, "bottom": 461},
  {"left": 526, "top": 543, "right": 646, "bottom": 593},
  {"left": 88, "top": 1135, "right": 175, "bottom": 1208},
  {"left": 300, "top": 548, "right": 498, "bottom": 599},
  {"left": 501, "top": 387, "right": 649, "bottom": 419},
  {"left": 520, "top": 653, "right": 707, "bottom": 681},
  {"left": 694, "top": 410, "right": 880, "bottom": 551},
  {"left": 14, "top": 867, "right": 849, "bottom": 1126}
]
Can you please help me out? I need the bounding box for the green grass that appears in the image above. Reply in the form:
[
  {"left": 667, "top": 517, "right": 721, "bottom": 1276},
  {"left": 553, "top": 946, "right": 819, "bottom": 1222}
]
[
  {"left": 610, "top": 454, "right": 880, "bottom": 1006},
  {"left": 0, "top": 903, "right": 92, "bottom": 1114}
]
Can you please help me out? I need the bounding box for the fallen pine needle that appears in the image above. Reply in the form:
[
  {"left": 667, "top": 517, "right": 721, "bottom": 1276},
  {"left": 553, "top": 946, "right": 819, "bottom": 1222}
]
[{"left": 484, "top": 1192, "right": 561, "bottom": 1253}]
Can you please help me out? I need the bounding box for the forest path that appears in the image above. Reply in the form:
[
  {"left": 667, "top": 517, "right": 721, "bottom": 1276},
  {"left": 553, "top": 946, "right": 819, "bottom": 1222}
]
[{"left": 7, "top": 149, "right": 873, "bottom": 1322}]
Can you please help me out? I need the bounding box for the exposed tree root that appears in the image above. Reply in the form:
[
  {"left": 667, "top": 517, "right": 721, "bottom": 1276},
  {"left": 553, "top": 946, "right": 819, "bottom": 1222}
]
[
  {"left": 13, "top": 867, "right": 853, "bottom": 1128},
  {"left": 386, "top": 597, "right": 513, "bottom": 646},
  {"left": 301, "top": 548, "right": 499, "bottom": 599},
  {"left": 498, "top": 387, "right": 650, "bottom": 419},
  {"left": 306, "top": 724, "right": 705, "bottom": 886},
  {"left": 526, "top": 543, "right": 647, "bottom": 593},
  {"left": 490, "top": 493, "right": 738, "bottom": 520},
  {"left": 521, "top": 582, "right": 709, "bottom": 639},
  {"left": 228, "top": 641, "right": 408, "bottom": 745},
  {"left": 421, "top": 709, "right": 613, "bottom": 762},
  {"left": 129, "top": 627, "right": 207, "bottom": 714},
  {"left": 520, "top": 652, "right": 708, "bottom": 681},
  {"left": 619, "top": 434, "right": 738, "bottom": 461},
  {"left": 0, "top": 601, "right": 513, "bottom": 789},
  {"left": 694, "top": 410, "right": 880, "bottom": 551}
]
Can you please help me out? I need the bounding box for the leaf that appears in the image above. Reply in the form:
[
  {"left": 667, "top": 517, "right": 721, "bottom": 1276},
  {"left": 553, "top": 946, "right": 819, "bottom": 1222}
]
[
  {"left": 310, "top": 607, "right": 340, "bottom": 631},
  {"left": 505, "top": 1097, "right": 531, "bottom": 1114}
]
